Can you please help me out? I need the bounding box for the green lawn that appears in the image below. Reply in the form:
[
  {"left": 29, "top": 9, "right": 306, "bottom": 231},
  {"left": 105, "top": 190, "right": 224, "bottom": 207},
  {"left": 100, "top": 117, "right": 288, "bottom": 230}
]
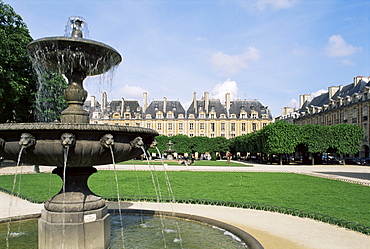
[
  {"left": 118, "top": 160, "right": 248, "bottom": 166},
  {"left": 0, "top": 171, "right": 369, "bottom": 229}
]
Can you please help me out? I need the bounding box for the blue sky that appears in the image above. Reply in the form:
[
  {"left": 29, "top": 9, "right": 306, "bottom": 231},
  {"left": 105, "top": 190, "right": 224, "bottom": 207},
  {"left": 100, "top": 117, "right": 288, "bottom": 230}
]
[{"left": 6, "top": 0, "right": 370, "bottom": 116}]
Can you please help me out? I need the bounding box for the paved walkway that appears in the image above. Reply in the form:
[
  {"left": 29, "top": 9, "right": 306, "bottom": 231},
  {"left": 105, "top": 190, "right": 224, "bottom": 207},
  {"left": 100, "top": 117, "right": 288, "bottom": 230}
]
[{"left": 1, "top": 161, "right": 370, "bottom": 248}]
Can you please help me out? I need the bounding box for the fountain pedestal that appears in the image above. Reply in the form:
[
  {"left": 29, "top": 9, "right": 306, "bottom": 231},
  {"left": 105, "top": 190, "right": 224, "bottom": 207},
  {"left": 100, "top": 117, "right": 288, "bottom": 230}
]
[
  {"left": 39, "top": 167, "right": 110, "bottom": 249},
  {"left": 39, "top": 206, "right": 110, "bottom": 249}
]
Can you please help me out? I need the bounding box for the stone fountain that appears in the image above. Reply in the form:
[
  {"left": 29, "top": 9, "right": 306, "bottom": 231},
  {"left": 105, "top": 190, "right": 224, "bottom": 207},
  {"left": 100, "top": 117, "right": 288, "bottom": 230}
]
[{"left": 0, "top": 17, "right": 158, "bottom": 249}]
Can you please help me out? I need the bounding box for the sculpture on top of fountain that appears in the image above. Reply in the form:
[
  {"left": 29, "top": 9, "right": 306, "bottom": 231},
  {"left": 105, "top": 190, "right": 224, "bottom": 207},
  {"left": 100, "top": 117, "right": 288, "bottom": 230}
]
[{"left": 65, "top": 16, "right": 89, "bottom": 38}]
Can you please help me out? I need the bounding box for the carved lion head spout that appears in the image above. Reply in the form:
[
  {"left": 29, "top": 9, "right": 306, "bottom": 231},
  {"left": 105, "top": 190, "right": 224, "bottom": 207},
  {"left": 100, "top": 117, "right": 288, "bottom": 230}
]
[
  {"left": 100, "top": 134, "right": 114, "bottom": 148},
  {"left": 130, "top": 136, "right": 144, "bottom": 149},
  {"left": 150, "top": 139, "right": 158, "bottom": 148},
  {"left": 61, "top": 133, "right": 76, "bottom": 148},
  {"left": 19, "top": 133, "right": 36, "bottom": 148}
]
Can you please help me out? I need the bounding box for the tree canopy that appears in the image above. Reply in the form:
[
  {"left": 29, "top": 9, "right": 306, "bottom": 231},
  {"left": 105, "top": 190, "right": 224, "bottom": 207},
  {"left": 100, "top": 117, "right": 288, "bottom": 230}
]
[{"left": 0, "top": 1, "right": 37, "bottom": 122}]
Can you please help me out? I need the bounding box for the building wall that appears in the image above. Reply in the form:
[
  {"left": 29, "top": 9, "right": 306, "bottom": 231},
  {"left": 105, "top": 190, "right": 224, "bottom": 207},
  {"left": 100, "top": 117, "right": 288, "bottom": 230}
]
[
  {"left": 292, "top": 77, "right": 370, "bottom": 157},
  {"left": 88, "top": 92, "right": 273, "bottom": 139}
]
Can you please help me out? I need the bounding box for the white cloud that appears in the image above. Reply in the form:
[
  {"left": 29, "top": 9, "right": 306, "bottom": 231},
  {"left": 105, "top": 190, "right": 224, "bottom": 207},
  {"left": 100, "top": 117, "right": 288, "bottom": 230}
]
[
  {"left": 211, "top": 79, "right": 238, "bottom": 102},
  {"left": 211, "top": 47, "right": 260, "bottom": 74},
  {"left": 286, "top": 98, "right": 298, "bottom": 108},
  {"left": 116, "top": 84, "right": 146, "bottom": 99},
  {"left": 325, "top": 35, "right": 362, "bottom": 58},
  {"left": 254, "top": 0, "right": 299, "bottom": 11},
  {"left": 311, "top": 89, "right": 327, "bottom": 98}
]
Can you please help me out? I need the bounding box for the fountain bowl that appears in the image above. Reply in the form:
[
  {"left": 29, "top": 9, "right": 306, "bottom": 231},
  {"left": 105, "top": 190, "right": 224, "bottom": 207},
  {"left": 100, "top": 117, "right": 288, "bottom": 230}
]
[
  {"left": 0, "top": 123, "right": 158, "bottom": 167},
  {"left": 27, "top": 37, "right": 122, "bottom": 76}
]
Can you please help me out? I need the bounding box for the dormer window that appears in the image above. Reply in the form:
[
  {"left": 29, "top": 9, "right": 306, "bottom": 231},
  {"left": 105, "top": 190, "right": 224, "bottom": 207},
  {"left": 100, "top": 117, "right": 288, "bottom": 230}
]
[{"left": 156, "top": 112, "right": 163, "bottom": 119}]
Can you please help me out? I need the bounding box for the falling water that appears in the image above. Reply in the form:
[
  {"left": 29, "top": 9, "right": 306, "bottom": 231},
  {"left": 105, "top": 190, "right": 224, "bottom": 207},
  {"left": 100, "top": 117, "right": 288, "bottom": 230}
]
[
  {"left": 62, "top": 147, "right": 69, "bottom": 249},
  {"left": 155, "top": 147, "right": 184, "bottom": 247},
  {"left": 109, "top": 147, "right": 125, "bottom": 247},
  {"left": 6, "top": 147, "right": 24, "bottom": 249},
  {"left": 140, "top": 147, "right": 167, "bottom": 248}
]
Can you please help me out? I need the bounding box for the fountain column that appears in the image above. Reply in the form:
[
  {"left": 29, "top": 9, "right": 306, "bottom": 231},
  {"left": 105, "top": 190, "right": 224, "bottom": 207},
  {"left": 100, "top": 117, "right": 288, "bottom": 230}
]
[{"left": 61, "top": 72, "right": 89, "bottom": 123}]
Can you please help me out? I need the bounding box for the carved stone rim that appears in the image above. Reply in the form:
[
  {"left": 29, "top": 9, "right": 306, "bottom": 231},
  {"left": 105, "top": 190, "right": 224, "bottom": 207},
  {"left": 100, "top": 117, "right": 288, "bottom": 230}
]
[{"left": 0, "top": 123, "right": 159, "bottom": 135}]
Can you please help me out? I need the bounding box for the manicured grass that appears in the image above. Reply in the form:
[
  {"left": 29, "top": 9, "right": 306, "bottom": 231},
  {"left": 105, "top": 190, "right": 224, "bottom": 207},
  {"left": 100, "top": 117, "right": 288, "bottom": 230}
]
[
  {"left": 118, "top": 160, "right": 247, "bottom": 166},
  {"left": 0, "top": 171, "right": 369, "bottom": 228}
]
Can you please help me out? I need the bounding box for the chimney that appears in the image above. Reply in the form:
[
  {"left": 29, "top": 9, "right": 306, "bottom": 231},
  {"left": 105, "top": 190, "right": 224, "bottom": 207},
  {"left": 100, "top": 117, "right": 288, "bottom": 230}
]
[
  {"left": 121, "top": 98, "right": 125, "bottom": 117},
  {"left": 225, "top": 93, "right": 231, "bottom": 112},
  {"left": 354, "top": 76, "right": 366, "bottom": 86},
  {"left": 143, "top": 92, "right": 148, "bottom": 112},
  {"left": 193, "top": 92, "right": 197, "bottom": 113},
  {"left": 328, "top": 86, "right": 340, "bottom": 99},
  {"left": 101, "top": 92, "right": 107, "bottom": 111},
  {"left": 204, "top": 92, "right": 209, "bottom": 113},
  {"left": 90, "top": 96, "right": 95, "bottom": 108},
  {"left": 299, "top": 94, "right": 310, "bottom": 109},
  {"left": 163, "top": 97, "right": 167, "bottom": 114}
]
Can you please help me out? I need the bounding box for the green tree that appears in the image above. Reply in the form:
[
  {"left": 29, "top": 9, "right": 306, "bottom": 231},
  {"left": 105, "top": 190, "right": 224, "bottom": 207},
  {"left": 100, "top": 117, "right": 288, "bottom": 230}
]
[
  {"left": 260, "top": 121, "right": 302, "bottom": 165},
  {"left": 210, "top": 136, "right": 231, "bottom": 157},
  {"left": 301, "top": 125, "right": 330, "bottom": 165},
  {"left": 0, "top": 1, "right": 37, "bottom": 122},
  {"left": 170, "top": 134, "right": 192, "bottom": 154},
  {"left": 35, "top": 72, "right": 68, "bottom": 122},
  {"left": 329, "top": 123, "right": 364, "bottom": 164},
  {"left": 190, "top": 136, "right": 211, "bottom": 154}
]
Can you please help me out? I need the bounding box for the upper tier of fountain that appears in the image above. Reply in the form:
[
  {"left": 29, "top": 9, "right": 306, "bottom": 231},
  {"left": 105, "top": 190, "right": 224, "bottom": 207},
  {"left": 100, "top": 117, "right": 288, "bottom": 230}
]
[{"left": 27, "top": 36, "right": 122, "bottom": 77}]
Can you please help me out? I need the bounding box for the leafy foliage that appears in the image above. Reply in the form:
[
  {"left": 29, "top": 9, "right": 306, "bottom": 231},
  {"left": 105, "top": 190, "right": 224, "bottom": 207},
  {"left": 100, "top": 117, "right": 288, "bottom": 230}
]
[
  {"left": 260, "top": 121, "right": 302, "bottom": 154},
  {"left": 301, "top": 124, "right": 330, "bottom": 154},
  {"left": 34, "top": 72, "right": 68, "bottom": 122},
  {"left": 329, "top": 123, "right": 364, "bottom": 155},
  {"left": 0, "top": 1, "right": 37, "bottom": 122}
]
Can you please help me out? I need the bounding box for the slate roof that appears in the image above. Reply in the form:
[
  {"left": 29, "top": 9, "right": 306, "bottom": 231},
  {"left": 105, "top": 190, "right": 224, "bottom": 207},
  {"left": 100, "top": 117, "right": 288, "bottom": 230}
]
[
  {"left": 299, "top": 79, "right": 370, "bottom": 113},
  {"left": 144, "top": 100, "right": 185, "bottom": 119},
  {"left": 229, "top": 100, "right": 272, "bottom": 119},
  {"left": 186, "top": 99, "right": 227, "bottom": 118},
  {"left": 103, "top": 99, "right": 142, "bottom": 117}
]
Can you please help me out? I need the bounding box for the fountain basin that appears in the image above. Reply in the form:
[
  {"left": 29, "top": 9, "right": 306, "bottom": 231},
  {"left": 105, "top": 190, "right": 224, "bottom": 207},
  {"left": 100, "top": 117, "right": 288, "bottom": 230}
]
[
  {"left": 0, "top": 123, "right": 158, "bottom": 167},
  {"left": 27, "top": 37, "right": 122, "bottom": 76}
]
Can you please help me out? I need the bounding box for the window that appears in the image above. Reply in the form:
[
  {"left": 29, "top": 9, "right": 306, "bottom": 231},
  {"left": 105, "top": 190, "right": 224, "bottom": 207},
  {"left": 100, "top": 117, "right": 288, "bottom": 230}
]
[
  {"left": 136, "top": 123, "right": 140, "bottom": 127},
  {"left": 210, "top": 123, "right": 215, "bottom": 132},
  {"left": 199, "top": 114, "right": 205, "bottom": 118},
  {"left": 124, "top": 114, "right": 130, "bottom": 119},
  {"left": 179, "top": 123, "right": 183, "bottom": 130},
  {"left": 157, "top": 123, "right": 162, "bottom": 130},
  {"left": 231, "top": 123, "right": 235, "bottom": 131},
  {"left": 241, "top": 123, "right": 246, "bottom": 131},
  {"left": 189, "top": 123, "right": 194, "bottom": 130},
  {"left": 200, "top": 123, "right": 204, "bottom": 130},
  {"left": 241, "top": 113, "right": 246, "bottom": 119},
  {"left": 210, "top": 114, "right": 215, "bottom": 119},
  {"left": 156, "top": 113, "right": 163, "bottom": 119},
  {"left": 168, "top": 123, "right": 173, "bottom": 130},
  {"left": 252, "top": 123, "right": 257, "bottom": 131},
  {"left": 252, "top": 113, "right": 258, "bottom": 119},
  {"left": 167, "top": 113, "right": 173, "bottom": 119},
  {"left": 221, "top": 123, "right": 225, "bottom": 131},
  {"left": 146, "top": 123, "right": 151, "bottom": 129}
]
